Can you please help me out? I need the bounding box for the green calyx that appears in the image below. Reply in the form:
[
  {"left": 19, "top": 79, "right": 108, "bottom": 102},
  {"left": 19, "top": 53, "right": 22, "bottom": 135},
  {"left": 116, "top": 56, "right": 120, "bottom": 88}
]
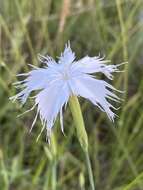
[{"left": 69, "top": 95, "right": 88, "bottom": 152}]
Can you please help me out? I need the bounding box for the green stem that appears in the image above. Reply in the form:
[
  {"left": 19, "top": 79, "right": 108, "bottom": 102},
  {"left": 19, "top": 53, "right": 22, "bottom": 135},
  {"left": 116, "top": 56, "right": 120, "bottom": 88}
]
[
  {"left": 51, "top": 159, "right": 57, "bottom": 190},
  {"left": 69, "top": 95, "right": 95, "bottom": 190},
  {"left": 51, "top": 134, "right": 57, "bottom": 190},
  {"left": 123, "top": 171, "right": 143, "bottom": 190},
  {"left": 116, "top": 0, "right": 128, "bottom": 99},
  {"left": 85, "top": 151, "right": 95, "bottom": 190}
]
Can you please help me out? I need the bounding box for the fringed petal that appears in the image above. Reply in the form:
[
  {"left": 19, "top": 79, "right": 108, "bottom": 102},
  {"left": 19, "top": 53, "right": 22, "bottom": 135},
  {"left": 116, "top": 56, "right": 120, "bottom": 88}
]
[
  {"left": 35, "top": 81, "right": 70, "bottom": 139},
  {"left": 75, "top": 56, "right": 124, "bottom": 80},
  {"left": 38, "top": 54, "right": 57, "bottom": 68},
  {"left": 10, "top": 67, "right": 60, "bottom": 104},
  {"left": 69, "top": 75, "right": 120, "bottom": 121},
  {"left": 58, "top": 42, "right": 75, "bottom": 65}
]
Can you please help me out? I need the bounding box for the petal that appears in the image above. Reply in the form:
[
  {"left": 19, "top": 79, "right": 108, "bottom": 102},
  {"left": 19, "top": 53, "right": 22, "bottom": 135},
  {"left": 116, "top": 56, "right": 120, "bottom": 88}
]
[
  {"left": 69, "top": 75, "right": 120, "bottom": 121},
  {"left": 24, "top": 68, "right": 60, "bottom": 90},
  {"left": 58, "top": 42, "right": 75, "bottom": 65},
  {"left": 35, "top": 80, "right": 70, "bottom": 136},
  {"left": 74, "top": 56, "right": 122, "bottom": 80},
  {"left": 38, "top": 54, "right": 58, "bottom": 68},
  {"left": 10, "top": 67, "right": 60, "bottom": 104},
  {"left": 9, "top": 88, "right": 30, "bottom": 104}
]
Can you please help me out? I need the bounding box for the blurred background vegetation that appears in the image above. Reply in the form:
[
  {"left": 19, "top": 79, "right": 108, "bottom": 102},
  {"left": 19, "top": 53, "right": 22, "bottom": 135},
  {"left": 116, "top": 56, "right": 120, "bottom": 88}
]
[{"left": 0, "top": 0, "right": 143, "bottom": 189}]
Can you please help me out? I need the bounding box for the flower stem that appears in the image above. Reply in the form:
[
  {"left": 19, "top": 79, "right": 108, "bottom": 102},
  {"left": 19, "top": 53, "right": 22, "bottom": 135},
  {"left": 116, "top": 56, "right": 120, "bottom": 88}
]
[
  {"left": 51, "top": 159, "right": 57, "bottom": 190},
  {"left": 85, "top": 150, "right": 95, "bottom": 190},
  {"left": 51, "top": 134, "right": 57, "bottom": 190},
  {"left": 69, "top": 95, "right": 95, "bottom": 190}
]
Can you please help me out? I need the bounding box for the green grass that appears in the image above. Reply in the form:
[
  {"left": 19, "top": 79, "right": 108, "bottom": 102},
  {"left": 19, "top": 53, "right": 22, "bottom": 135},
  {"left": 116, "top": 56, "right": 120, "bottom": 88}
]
[{"left": 0, "top": 0, "right": 143, "bottom": 189}]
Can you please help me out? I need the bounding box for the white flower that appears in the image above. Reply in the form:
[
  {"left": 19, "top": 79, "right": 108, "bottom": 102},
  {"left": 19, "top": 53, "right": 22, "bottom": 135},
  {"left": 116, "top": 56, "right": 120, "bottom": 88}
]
[{"left": 10, "top": 42, "right": 122, "bottom": 139}]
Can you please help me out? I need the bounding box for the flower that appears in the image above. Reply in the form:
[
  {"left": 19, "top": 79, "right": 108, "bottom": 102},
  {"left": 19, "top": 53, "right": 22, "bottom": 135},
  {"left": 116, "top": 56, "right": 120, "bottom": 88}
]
[{"left": 10, "top": 42, "right": 122, "bottom": 139}]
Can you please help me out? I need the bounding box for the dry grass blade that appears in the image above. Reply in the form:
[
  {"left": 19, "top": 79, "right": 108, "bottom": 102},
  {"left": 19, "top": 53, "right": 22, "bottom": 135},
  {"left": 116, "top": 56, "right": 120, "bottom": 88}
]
[{"left": 58, "top": 0, "right": 71, "bottom": 35}]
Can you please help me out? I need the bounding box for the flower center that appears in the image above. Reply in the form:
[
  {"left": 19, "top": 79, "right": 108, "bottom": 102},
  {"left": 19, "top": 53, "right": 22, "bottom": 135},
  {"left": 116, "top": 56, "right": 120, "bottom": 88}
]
[
  {"left": 60, "top": 66, "right": 72, "bottom": 81},
  {"left": 62, "top": 72, "right": 70, "bottom": 80}
]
